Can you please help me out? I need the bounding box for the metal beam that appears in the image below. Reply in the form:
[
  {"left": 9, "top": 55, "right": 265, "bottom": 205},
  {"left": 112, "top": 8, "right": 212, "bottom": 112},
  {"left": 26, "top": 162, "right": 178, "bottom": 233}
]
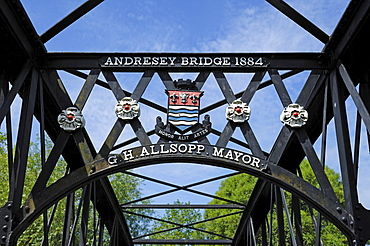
[
  {"left": 0, "top": 0, "right": 45, "bottom": 58},
  {"left": 10, "top": 68, "right": 39, "bottom": 214},
  {"left": 3, "top": 0, "right": 370, "bottom": 245},
  {"left": 44, "top": 52, "right": 328, "bottom": 70},
  {"left": 0, "top": 61, "right": 32, "bottom": 125},
  {"left": 40, "top": 0, "right": 104, "bottom": 43},
  {"left": 17, "top": 152, "right": 354, "bottom": 241},
  {"left": 132, "top": 239, "right": 232, "bottom": 245},
  {"left": 329, "top": 69, "right": 358, "bottom": 216},
  {"left": 325, "top": 0, "right": 370, "bottom": 59},
  {"left": 266, "top": 0, "right": 329, "bottom": 43},
  {"left": 233, "top": 69, "right": 326, "bottom": 246},
  {"left": 121, "top": 204, "right": 245, "bottom": 209}
]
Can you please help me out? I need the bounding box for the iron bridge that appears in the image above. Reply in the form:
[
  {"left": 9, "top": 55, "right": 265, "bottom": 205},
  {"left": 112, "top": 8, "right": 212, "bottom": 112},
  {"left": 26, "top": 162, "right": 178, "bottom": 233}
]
[{"left": 1, "top": 0, "right": 370, "bottom": 245}]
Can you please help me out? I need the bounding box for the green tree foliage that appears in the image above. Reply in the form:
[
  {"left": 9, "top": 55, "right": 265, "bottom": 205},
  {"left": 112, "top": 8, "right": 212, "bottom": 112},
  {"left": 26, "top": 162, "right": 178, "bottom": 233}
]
[
  {"left": 204, "top": 173, "right": 258, "bottom": 239},
  {"left": 110, "top": 172, "right": 154, "bottom": 238},
  {"left": 0, "top": 132, "right": 9, "bottom": 205},
  {"left": 0, "top": 134, "right": 152, "bottom": 245},
  {"left": 204, "top": 160, "right": 347, "bottom": 245},
  {"left": 151, "top": 200, "right": 206, "bottom": 244},
  {"left": 297, "top": 160, "right": 347, "bottom": 245}
]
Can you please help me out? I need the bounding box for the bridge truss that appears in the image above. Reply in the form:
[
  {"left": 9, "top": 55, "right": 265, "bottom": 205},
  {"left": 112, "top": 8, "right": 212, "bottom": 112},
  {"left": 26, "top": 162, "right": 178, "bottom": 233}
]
[{"left": 1, "top": 0, "right": 370, "bottom": 245}]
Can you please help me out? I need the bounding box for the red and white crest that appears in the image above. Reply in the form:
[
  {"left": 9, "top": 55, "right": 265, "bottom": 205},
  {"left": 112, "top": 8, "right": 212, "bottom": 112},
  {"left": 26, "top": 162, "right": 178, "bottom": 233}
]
[{"left": 166, "top": 90, "right": 203, "bottom": 133}]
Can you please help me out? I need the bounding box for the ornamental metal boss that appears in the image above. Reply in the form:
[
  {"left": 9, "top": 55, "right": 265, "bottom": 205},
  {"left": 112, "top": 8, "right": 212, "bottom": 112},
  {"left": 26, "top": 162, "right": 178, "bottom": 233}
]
[
  {"left": 115, "top": 97, "right": 140, "bottom": 120},
  {"left": 280, "top": 103, "right": 308, "bottom": 128},
  {"left": 226, "top": 99, "right": 251, "bottom": 123},
  {"left": 58, "top": 107, "right": 86, "bottom": 132}
]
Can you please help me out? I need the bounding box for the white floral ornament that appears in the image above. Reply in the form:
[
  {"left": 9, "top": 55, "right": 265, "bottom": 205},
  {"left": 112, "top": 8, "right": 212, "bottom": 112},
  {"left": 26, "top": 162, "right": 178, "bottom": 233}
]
[
  {"left": 57, "top": 107, "right": 85, "bottom": 132},
  {"left": 226, "top": 99, "right": 251, "bottom": 123},
  {"left": 280, "top": 103, "right": 308, "bottom": 128},
  {"left": 115, "top": 97, "right": 140, "bottom": 120}
]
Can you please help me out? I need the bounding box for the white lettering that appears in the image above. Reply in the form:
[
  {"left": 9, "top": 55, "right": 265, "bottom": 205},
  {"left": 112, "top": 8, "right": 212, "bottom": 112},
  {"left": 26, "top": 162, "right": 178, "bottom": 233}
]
[
  {"left": 214, "top": 57, "right": 222, "bottom": 66},
  {"left": 177, "top": 135, "right": 189, "bottom": 141},
  {"left": 104, "top": 57, "right": 113, "bottom": 66},
  {"left": 143, "top": 57, "right": 151, "bottom": 66},
  {"left": 233, "top": 151, "right": 243, "bottom": 161},
  {"left": 104, "top": 56, "right": 265, "bottom": 67},
  {"left": 168, "top": 57, "right": 176, "bottom": 66},
  {"left": 224, "top": 150, "right": 233, "bottom": 160},
  {"left": 188, "top": 144, "right": 197, "bottom": 153},
  {"left": 170, "top": 144, "right": 178, "bottom": 153},
  {"left": 252, "top": 157, "right": 260, "bottom": 168},
  {"left": 122, "top": 150, "right": 134, "bottom": 160},
  {"left": 124, "top": 57, "right": 133, "bottom": 66},
  {"left": 196, "top": 145, "right": 205, "bottom": 154},
  {"left": 181, "top": 57, "right": 189, "bottom": 66},
  {"left": 119, "top": 145, "right": 262, "bottom": 170},
  {"left": 107, "top": 155, "right": 117, "bottom": 164},
  {"left": 152, "top": 57, "right": 159, "bottom": 65},
  {"left": 159, "top": 130, "right": 174, "bottom": 139},
  {"left": 140, "top": 147, "right": 150, "bottom": 157},
  {"left": 223, "top": 57, "right": 231, "bottom": 66},
  {"left": 240, "top": 57, "right": 247, "bottom": 66},
  {"left": 255, "top": 57, "right": 263, "bottom": 66},
  {"left": 114, "top": 57, "right": 123, "bottom": 66},
  {"left": 204, "top": 57, "right": 212, "bottom": 66},
  {"left": 160, "top": 144, "right": 169, "bottom": 154},
  {"left": 198, "top": 57, "right": 204, "bottom": 66},
  {"left": 242, "top": 154, "right": 252, "bottom": 164},
  {"left": 190, "top": 57, "right": 197, "bottom": 66},
  {"left": 212, "top": 147, "right": 224, "bottom": 157},
  {"left": 150, "top": 145, "right": 159, "bottom": 155},
  {"left": 160, "top": 57, "right": 167, "bottom": 66},
  {"left": 134, "top": 57, "right": 142, "bottom": 66},
  {"left": 178, "top": 144, "right": 187, "bottom": 153}
]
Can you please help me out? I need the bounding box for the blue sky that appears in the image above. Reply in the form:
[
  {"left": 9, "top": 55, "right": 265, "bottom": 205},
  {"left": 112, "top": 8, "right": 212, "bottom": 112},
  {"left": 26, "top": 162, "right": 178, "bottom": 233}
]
[
  {"left": 22, "top": 0, "right": 349, "bottom": 53},
  {"left": 18, "top": 0, "right": 370, "bottom": 213}
]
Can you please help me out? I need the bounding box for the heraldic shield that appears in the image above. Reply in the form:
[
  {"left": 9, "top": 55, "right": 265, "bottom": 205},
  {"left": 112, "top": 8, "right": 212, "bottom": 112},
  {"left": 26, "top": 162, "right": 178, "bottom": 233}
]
[{"left": 166, "top": 88, "right": 203, "bottom": 133}]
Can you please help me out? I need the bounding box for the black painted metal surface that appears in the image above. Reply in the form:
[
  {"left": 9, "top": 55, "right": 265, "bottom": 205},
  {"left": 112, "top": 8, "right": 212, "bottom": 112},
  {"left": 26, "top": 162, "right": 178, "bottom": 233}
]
[{"left": 1, "top": 0, "right": 370, "bottom": 245}]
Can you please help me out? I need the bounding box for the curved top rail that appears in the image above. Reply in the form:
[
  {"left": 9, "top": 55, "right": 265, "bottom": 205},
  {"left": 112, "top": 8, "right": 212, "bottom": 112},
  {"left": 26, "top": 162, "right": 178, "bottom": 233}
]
[{"left": 15, "top": 143, "right": 354, "bottom": 242}]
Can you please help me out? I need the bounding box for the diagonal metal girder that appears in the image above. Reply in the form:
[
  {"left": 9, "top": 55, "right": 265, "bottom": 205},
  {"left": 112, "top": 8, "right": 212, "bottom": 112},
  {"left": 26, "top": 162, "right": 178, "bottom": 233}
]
[
  {"left": 266, "top": 0, "right": 329, "bottom": 43},
  {"left": 233, "top": 1, "right": 370, "bottom": 245},
  {"left": 0, "top": 1, "right": 132, "bottom": 245},
  {"left": 40, "top": 0, "right": 104, "bottom": 43},
  {"left": 2, "top": 0, "right": 370, "bottom": 245}
]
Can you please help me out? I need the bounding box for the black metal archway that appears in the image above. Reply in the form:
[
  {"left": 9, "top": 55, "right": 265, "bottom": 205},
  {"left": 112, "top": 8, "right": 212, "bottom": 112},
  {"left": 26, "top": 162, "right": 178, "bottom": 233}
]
[{"left": 1, "top": 0, "right": 370, "bottom": 245}]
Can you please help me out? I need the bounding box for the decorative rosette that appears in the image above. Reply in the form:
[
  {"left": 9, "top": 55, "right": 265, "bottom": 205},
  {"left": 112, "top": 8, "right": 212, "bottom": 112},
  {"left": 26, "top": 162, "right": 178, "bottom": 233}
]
[
  {"left": 115, "top": 97, "right": 140, "bottom": 120},
  {"left": 57, "top": 107, "right": 85, "bottom": 132},
  {"left": 280, "top": 103, "right": 308, "bottom": 128},
  {"left": 226, "top": 99, "right": 251, "bottom": 123}
]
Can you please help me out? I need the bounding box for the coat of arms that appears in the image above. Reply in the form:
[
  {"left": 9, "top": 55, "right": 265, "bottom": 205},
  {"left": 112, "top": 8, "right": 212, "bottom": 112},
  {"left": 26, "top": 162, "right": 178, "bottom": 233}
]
[{"left": 155, "top": 79, "right": 211, "bottom": 141}]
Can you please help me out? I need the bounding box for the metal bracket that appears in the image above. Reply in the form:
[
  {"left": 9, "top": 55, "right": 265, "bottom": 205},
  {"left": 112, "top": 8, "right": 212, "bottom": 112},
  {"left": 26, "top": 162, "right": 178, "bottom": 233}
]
[
  {"left": 0, "top": 202, "right": 12, "bottom": 245},
  {"left": 354, "top": 203, "right": 370, "bottom": 245}
]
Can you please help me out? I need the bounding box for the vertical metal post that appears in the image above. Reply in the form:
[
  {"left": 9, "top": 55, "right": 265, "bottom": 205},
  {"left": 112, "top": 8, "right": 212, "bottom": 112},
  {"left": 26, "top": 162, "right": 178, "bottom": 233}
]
[
  {"left": 79, "top": 184, "right": 91, "bottom": 246},
  {"left": 62, "top": 193, "right": 74, "bottom": 246},
  {"left": 11, "top": 68, "right": 38, "bottom": 215},
  {"left": 330, "top": 68, "right": 358, "bottom": 216},
  {"left": 275, "top": 186, "right": 286, "bottom": 246}
]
